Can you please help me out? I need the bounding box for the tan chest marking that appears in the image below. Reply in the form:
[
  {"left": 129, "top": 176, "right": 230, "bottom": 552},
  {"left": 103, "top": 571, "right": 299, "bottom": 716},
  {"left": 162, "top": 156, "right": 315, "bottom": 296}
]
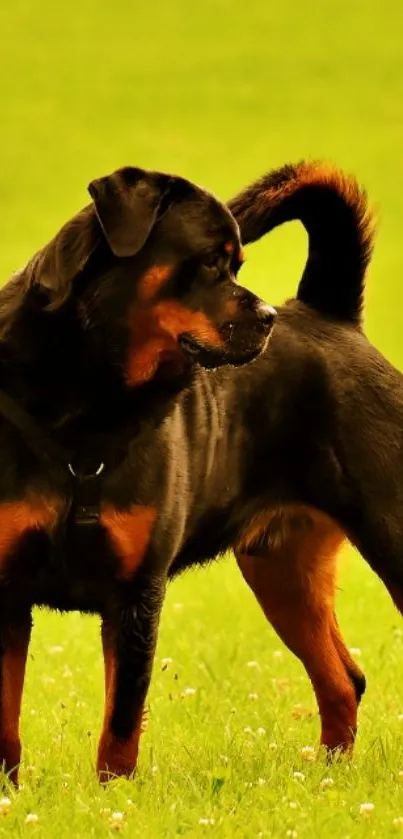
[
  {"left": 0, "top": 498, "right": 62, "bottom": 569},
  {"left": 100, "top": 505, "right": 157, "bottom": 580}
]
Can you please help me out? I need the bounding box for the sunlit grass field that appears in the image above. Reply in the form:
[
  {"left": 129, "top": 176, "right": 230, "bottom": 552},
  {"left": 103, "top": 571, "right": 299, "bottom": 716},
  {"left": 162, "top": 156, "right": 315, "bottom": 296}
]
[{"left": 1, "top": 0, "right": 403, "bottom": 835}]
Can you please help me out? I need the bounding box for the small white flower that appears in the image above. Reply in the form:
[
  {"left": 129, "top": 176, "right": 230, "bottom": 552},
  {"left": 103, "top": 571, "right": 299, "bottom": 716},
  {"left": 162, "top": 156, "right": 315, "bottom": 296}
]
[
  {"left": 320, "top": 777, "right": 334, "bottom": 790},
  {"left": 219, "top": 754, "right": 229, "bottom": 764},
  {"left": 349, "top": 647, "right": 362, "bottom": 656},
  {"left": 247, "top": 660, "right": 259, "bottom": 668},
  {"left": 110, "top": 812, "right": 125, "bottom": 830},
  {"left": 0, "top": 798, "right": 12, "bottom": 815},
  {"left": 359, "top": 802, "right": 375, "bottom": 815},
  {"left": 268, "top": 742, "right": 278, "bottom": 750},
  {"left": 199, "top": 817, "right": 215, "bottom": 825},
  {"left": 286, "top": 830, "right": 298, "bottom": 838},
  {"left": 161, "top": 657, "right": 173, "bottom": 668},
  {"left": 289, "top": 801, "right": 298, "bottom": 809},
  {"left": 25, "top": 814, "right": 39, "bottom": 824},
  {"left": 181, "top": 687, "right": 196, "bottom": 697},
  {"left": 47, "top": 645, "right": 64, "bottom": 655},
  {"left": 273, "top": 650, "right": 283, "bottom": 659},
  {"left": 111, "top": 812, "right": 125, "bottom": 822},
  {"left": 243, "top": 726, "right": 254, "bottom": 734},
  {"left": 257, "top": 778, "right": 266, "bottom": 786},
  {"left": 293, "top": 771, "right": 305, "bottom": 781},
  {"left": 301, "top": 746, "right": 316, "bottom": 762},
  {"left": 257, "top": 727, "right": 266, "bottom": 736},
  {"left": 151, "top": 765, "right": 159, "bottom": 774},
  {"left": 248, "top": 692, "right": 259, "bottom": 701}
]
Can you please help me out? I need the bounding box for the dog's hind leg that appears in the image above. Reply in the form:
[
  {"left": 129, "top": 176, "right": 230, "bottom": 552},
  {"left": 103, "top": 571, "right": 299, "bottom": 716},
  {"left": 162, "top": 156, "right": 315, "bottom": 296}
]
[
  {"left": 0, "top": 612, "right": 32, "bottom": 785},
  {"left": 235, "top": 506, "right": 365, "bottom": 753}
]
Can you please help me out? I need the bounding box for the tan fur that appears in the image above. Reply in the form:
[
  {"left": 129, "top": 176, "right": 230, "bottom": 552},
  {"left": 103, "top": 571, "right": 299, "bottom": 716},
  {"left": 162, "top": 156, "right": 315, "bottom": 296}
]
[{"left": 235, "top": 504, "right": 363, "bottom": 751}]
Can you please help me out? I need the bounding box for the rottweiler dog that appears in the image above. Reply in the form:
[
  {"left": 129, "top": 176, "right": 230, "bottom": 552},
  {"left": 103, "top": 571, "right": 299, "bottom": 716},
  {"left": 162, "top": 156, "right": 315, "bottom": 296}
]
[
  {"left": 2, "top": 158, "right": 395, "bottom": 786},
  {"left": 0, "top": 167, "right": 275, "bottom": 784}
]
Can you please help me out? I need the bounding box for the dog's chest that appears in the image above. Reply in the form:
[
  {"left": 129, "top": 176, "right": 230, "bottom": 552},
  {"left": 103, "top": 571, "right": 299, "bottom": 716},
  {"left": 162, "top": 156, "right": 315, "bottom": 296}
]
[{"left": 0, "top": 495, "right": 159, "bottom": 613}]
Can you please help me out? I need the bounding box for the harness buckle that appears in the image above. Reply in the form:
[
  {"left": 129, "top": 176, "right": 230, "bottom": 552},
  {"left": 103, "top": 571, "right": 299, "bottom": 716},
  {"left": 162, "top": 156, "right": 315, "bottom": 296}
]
[{"left": 68, "top": 462, "right": 105, "bottom": 527}]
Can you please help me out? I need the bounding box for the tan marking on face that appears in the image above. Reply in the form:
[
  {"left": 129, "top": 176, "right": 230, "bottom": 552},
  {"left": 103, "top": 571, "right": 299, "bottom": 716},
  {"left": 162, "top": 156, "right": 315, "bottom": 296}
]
[
  {"left": 101, "top": 504, "right": 157, "bottom": 579},
  {"left": 154, "top": 301, "right": 224, "bottom": 345},
  {"left": 126, "top": 300, "right": 224, "bottom": 386},
  {"left": 125, "top": 336, "right": 182, "bottom": 386},
  {"left": 139, "top": 265, "right": 173, "bottom": 301}
]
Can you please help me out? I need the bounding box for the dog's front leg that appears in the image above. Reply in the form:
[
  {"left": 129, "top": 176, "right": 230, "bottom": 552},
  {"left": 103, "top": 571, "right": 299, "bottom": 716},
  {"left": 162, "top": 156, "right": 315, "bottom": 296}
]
[
  {"left": 97, "top": 574, "right": 165, "bottom": 782},
  {"left": 0, "top": 613, "right": 32, "bottom": 785}
]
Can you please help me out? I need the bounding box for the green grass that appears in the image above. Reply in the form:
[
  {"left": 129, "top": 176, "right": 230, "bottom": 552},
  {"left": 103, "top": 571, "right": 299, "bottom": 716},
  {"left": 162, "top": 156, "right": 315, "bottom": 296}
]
[
  {"left": 3, "top": 555, "right": 403, "bottom": 837},
  {"left": 1, "top": 0, "right": 403, "bottom": 835}
]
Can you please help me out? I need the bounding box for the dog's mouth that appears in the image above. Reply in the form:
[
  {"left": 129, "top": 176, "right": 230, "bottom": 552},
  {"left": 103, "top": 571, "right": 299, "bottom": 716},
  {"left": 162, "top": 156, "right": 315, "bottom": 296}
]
[{"left": 178, "top": 331, "right": 270, "bottom": 369}]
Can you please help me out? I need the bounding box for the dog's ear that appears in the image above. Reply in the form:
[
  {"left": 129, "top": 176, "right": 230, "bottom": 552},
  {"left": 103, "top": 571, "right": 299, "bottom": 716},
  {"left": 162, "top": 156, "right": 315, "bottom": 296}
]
[
  {"left": 88, "top": 167, "right": 170, "bottom": 257},
  {"left": 27, "top": 206, "right": 101, "bottom": 309}
]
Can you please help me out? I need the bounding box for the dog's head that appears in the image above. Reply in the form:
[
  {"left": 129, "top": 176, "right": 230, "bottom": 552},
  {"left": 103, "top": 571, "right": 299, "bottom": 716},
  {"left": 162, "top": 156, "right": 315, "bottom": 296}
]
[{"left": 28, "top": 167, "right": 275, "bottom": 387}]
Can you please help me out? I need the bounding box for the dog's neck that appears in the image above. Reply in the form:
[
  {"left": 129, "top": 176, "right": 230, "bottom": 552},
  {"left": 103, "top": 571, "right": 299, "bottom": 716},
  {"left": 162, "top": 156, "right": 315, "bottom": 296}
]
[
  {"left": 0, "top": 291, "right": 101, "bottom": 420},
  {"left": 0, "top": 273, "right": 193, "bottom": 450}
]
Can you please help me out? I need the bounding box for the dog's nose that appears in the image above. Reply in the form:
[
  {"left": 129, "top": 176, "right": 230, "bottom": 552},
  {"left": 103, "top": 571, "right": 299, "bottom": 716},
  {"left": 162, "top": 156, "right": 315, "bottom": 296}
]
[{"left": 256, "top": 303, "right": 277, "bottom": 328}]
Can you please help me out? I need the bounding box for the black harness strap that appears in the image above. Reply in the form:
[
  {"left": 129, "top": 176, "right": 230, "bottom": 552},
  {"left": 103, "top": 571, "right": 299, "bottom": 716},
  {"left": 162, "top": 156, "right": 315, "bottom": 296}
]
[
  {"left": 0, "top": 389, "right": 69, "bottom": 470},
  {"left": 0, "top": 388, "right": 105, "bottom": 528}
]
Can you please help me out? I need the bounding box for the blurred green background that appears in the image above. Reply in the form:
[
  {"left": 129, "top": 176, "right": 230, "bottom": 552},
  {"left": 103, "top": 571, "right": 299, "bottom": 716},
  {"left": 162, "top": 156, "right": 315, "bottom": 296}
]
[{"left": 2, "top": 2, "right": 403, "bottom": 834}]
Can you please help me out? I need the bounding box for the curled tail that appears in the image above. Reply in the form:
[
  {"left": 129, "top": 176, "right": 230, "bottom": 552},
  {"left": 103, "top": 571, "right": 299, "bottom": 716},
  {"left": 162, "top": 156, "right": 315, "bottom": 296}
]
[{"left": 228, "top": 161, "right": 376, "bottom": 325}]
